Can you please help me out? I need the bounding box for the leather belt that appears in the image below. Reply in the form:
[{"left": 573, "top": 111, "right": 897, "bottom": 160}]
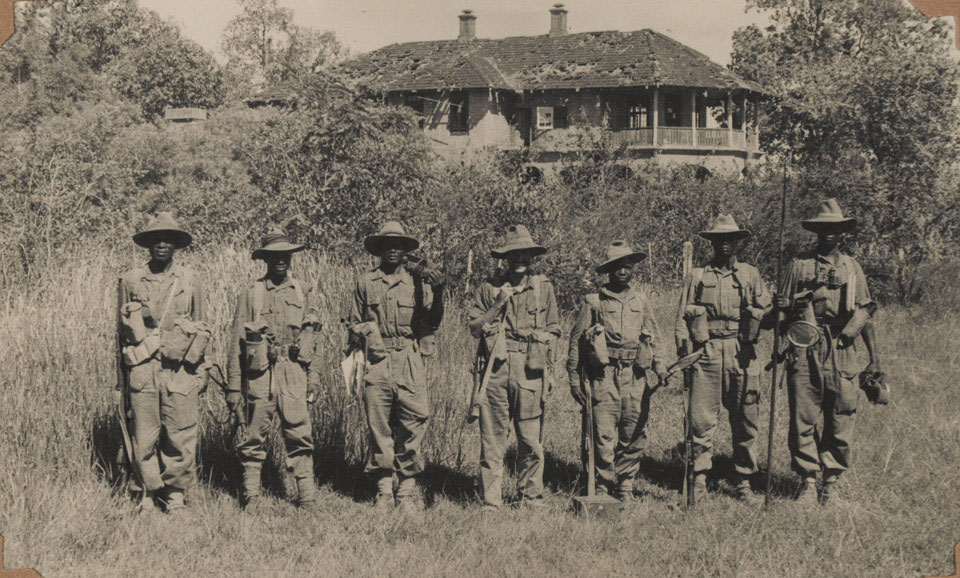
[
  {"left": 607, "top": 345, "right": 640, "bottom": 361},
  {"left": 708, "top": 318, "right": 739, "bottom": 339},
  {"left": 505, "top": 338, "right": 528, "bottom": 353},
  {"left": 382, "top": 336, "right": 415, "bottom": 350}
]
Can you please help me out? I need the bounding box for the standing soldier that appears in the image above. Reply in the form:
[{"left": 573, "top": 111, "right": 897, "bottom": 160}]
[
  {"left": 567, "top": 241, "right": 665, "bottom": 501},
  {"left": 346, "top": 222, "right": 445, "bottom": 512},
  {"left": 778, "top": 199, "right": 879, "bottom": 505},
  {"left": 467, "top": 225, "right": 560, "bottom": 511},
  {"left": 226, "top": 228, "right": 323, "bottom": 512},
  {"left": 117, "top": 212, "right": 206, "bottom": 514},
  {"left": 675, "top": 214, "right": 771, "bottom": 504}
]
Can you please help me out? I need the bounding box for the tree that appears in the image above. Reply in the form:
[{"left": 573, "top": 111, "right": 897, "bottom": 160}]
[
  {"left": 731, "top": 0, "right": 960, "bottom": 300},
  {"left": 221, "top": 0, "right": 344, "bottom": 96}
]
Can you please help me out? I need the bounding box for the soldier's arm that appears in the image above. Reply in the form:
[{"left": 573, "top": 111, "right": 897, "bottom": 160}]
[
  {"left": 305, "top": 287, "right": 322, "bottom": 387},
  {"left": 467, "top": 284, "right": 502, "bottom": 338},
  {"left": 226, "top": 290, "right": 249, "bottom": 392},
  {"left": 862, "top": 319, "right": 880, "bottom": 373},
  {"left": 347, "top": 278, "right": 365, "bottom": 331},
  {"left": 674, "top": 273, "right": 692, "bottom": 351},
  {"left": 566, "top": 302, "right": 590, "bottom": 376},
  {"left": 642, "top": 300, "right": 664, "bottom": 370},
  {"left": 422, "top": 281, "right": 444, "bottom": 329},
  {"left": 192, "top": 273, "right": 207, "bottom": 323},
  {"left": 543, "top": 282, "right": 561, "bottom": 338}
]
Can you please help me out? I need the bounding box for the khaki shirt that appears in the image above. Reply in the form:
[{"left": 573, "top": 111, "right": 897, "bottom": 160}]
[
  {"left": 780, "top": 250, "right": 872, "bottom": 327},
  {"left": 675, "top": 260, "right": 771, "bottom": 342},
  {"left": 119, "top": 262, "right": 205, "bottom": 332},
  {"left": 348, "top": 267, "right": 442, "bottom": 340},
  {"left": 227, "top": 276, "right": 320, "bottom": 391},
  {"left": 566, "top": 285, "right": 662, "bottom": 374},
  {"left": 467, "top": 274, "right": 561, "bottom": 346}
]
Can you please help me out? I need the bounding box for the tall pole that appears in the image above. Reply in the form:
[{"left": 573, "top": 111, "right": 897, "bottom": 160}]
[{"left": 764, "top": 161, "right": 788, "bottom": 508}]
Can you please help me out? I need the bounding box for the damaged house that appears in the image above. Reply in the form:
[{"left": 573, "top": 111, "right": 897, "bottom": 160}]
[{"left": 339, "top": 4, "right": 765, "bottom": 175}]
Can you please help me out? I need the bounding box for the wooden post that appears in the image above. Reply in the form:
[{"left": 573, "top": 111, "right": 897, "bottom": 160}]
[
  {"left": 465, "top": 248, "right": 474, "bottom": 295},
  {"left": 726, "top": 91, "right": 733, "bottom": 147},
  {"left": 689, "top": 89, "right": 697, "bottom": 147},
  {"left": 652, "top": 86, "right": 660, "bottom": 148}
]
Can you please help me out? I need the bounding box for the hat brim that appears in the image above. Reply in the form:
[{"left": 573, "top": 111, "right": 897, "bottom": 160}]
[
  {"left": 133, "top": 229, "right": 193, "bottom": 249},
  {"left": 699, "top": 229, "right": 751, "bottom": 241},
  {"left": 252, "top": 242, "right": 306, "bottom": 260},
  {"left": 801, "top": 218, "right": 856, "bottom": 232},
  {"left": 491, "top": 244, "right": 548, "bottom": 259},
  {"left": 595, "top": 252, "right": 647, "bottom": 273},
  {"left": 364, "top": 235, "right": 420, "bottom": 256}
]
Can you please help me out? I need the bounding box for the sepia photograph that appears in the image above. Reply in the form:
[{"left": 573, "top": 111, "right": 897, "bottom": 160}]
[{"left": 0, "top": 0, "right": 958, "bottom": 576}]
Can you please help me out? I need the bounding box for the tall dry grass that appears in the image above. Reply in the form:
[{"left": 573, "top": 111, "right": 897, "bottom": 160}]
[{"left": 1, "top": 245, "right": 959, "bottom": 577}]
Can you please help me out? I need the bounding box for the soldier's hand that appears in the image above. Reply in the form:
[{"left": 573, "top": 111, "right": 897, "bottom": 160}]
[
  {"left": 226, "top": 391, "right": 242, "bottom": 412},
  {"left": 676, "top": 338, "right": 689, "bottom": 357},
  {"left": 865, "top": 359, "right": 881, "bottom": 376},
  {"left": 497, "top": 285, "right": 515, "bottom": 303},
  {"left": 347, "top": 331, "right": 363, "bottom": 351},
  {"left": 307, "top": 382, "right": 320, "bottom": 404},
  {"left": 422, "top": 268, "right": 446, "bottom": 288}
]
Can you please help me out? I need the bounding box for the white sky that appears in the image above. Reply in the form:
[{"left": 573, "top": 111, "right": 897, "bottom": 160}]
[{"left": 137, "top": 0, "right": 771, "bottom": 65}]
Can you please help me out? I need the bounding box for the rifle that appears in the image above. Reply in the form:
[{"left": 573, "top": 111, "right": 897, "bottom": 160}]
[
  {"left": 764, "top": 162, "right": 789, "bottom": 508},
  {"left": 467, "top": 324, "right": 502, "bottom": 424},
  {"left": 114, "top": 278, "right": 140, "bottom": 489},
  {"left": 680, "top": 241, "right": 696, "bottom": 510}
]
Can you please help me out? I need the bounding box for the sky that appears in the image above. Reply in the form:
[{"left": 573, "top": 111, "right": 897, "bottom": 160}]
[{"left": 136, "top": 0, "right": 771, "bottom": 65}]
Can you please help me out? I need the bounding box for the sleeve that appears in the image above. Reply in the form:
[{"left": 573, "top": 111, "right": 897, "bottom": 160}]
[
  {"left": 779, "top": 259, "right": 799, "bottom": 302},
  {"left": 347, "top": 278, "right": 365, "bottom": 332},
  {"left": 853, "top": 260, "right": 873, "bottom": 309},
  {"left": 467, "top": 284, "right": 492, "bottom": 338},
  {"left": 566, "top": 301, "right": 591, "bottom": 375},
  {"left": 226, "top": 289, "right": 249, "bottom": 392},
  {"left": 191, "top": 274, "right": 207, "bottom": 323},
  {"left": 542, "top": 282, "right": 561, "bottom": 338},
  {"left": 641, "top": 300, "right": 664, "bottom": 366},
  {"left": 675, "top": 273, "right": 693, "bottom": 343},
  {"left": 421, "top": 281, "right": 444, "bottom": 330},
  {"left": 303, "top": 284, "right": 321, "bottom": 327},
  {"left": 751, "top": 268, "right": 772, "bottom": 315}
]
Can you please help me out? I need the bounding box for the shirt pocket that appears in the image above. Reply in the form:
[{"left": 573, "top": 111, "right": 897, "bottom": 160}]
[
  {"left": 396, "top": 292, "right": 416, "bottom": 329},
  {"left": 621, "top": 300, "right": 645, "bottom": 343},
  {"left": 697, "top": 278, "right": 720, "bottom": 315},
  {"left": 284, "top": 297, "right": 304, "bottom": 329}
]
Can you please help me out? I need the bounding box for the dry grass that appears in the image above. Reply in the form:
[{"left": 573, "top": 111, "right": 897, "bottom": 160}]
[{"left": 1, "top": 247, "right": 959, "bottom": 577}]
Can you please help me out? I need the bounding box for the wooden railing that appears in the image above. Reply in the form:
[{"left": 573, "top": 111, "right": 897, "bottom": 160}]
[
  {"left": 602, "top": 128, "right": 760, "bottom": 150},
  {"left": 698, "top": 128, "right": 728, "bottom": 147},
  {"left": 658, "top": 127, "right": 693, "bottom": 146},
  {"left": 608, "top": 128, "right": 654, "bottom": 147}
]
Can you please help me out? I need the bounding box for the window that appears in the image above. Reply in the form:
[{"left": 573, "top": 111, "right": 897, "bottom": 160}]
[
  {"left": 536, "top": 106, "right": 554, "bottom": 130},
  {"left": 663, "top": 94, "right": 682, "bottom": 127},
  {"left": 628, "top": 103, "right": 648, "bottom": 129},
  {"left": 448, "top": 91, "right": 469, "bottom": 132}
]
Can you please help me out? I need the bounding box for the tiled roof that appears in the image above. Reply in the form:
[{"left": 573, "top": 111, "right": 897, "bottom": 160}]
[{"left": 338, "top": 29, "right": 763, "bottom": 93}]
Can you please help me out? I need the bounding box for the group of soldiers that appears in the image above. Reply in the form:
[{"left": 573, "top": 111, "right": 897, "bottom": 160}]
[{"left": 115, "top": 198, "right": 882, "bottom": 514}]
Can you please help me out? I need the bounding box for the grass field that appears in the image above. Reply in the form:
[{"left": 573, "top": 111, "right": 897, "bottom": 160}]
[{"left": 1, "top": 247, "right": 958, "bottom": 577}]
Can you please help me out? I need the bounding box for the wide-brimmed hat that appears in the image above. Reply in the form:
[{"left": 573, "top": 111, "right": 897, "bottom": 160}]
[
  {"left": 252, "top": 227, "right": 305, "bottom": 260},
  {"left": 364, "top": 221, "right": 420, "bottom": 256},
  {"left": 699, "top": 214, "right": 751, "bottom": 241},
  {"left": 133, "top": 212, "right": 192, "bottom": 249},
  {"left": 596, "top": 240, "right": 646, "bottom": 273},
  {"left": 801, "top": 198, "right": 856, "bottom": 232},
  {"left": 491, "top": 224, "right": 547, "bottom": 259}
]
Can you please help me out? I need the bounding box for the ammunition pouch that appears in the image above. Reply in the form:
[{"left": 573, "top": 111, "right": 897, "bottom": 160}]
[
  {"left": 418, "top": 332, "right": 438, "bottom": 358},
  {"left": 243, "top": 322, "right": 273, "bottom": 373},
  {"left": 586, "top": 324, "right": 609, "bottom": 369},
  {"left": 160, "top": 319, "right": 204, "bottom": 364},
  {"left": 120, "top": 302, "right": 148, "bottom": 346},
  {"left": 183, "top": 321, "right": 212, "bottom": 365},
  {"left": 122, "top": 332, "right": 160, "bottom": 367},
  {"left": 684, "top": 305, "right": 709, "bottom": 344},
  {"left": 634, "top": 342, "right": 653, "bottom": 370},
  {"left": 296, "top": 322, "right": 322, "bottom": 364},
  {"left": 525, "top": 330, "right": 552, "bottom": 372},
  {"left": 739, "top": 307, "right": 764, "bottom": 343}
]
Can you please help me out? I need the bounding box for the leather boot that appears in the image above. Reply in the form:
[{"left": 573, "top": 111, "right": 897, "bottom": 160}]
[
  {"left": 242, "top": 463, "right": 262, "bottom": 509},
  {"left": 795, "top": 477, "right": 818, "bottom": 506},
  {"left": 373, "top": 474, "right": 395, "bottom": 510},
  {"left": 396, "top": 475, "right": 422, "bottom": 513},
  {"left": 297, "top": 476, "right": 321, "bottom": 512},
  {"left": 165, "top": 488, "right": 186, "bottom": 513},
  {"left": 821, "top": 472, "right": 841, "bottom": 506},
  {"left": 734, "top": 477, "right": 762, "bottom": 506}
]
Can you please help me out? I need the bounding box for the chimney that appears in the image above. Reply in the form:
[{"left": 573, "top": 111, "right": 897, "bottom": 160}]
[
  {"left": 549, "top": 3, "right": 568, "bottom": 37},
  {"left": 458, "top": 10, "right": 476, "bottom": 43}
]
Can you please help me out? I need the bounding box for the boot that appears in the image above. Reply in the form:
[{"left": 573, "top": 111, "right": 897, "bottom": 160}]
[
  {"left": 373, "top": 474, "right": 395, "bottom": 510},
  {"left": 242, "top": 463, "right": 262, "bottom": 508},
  {"left": 616, "top": 479, "right": 635, "bottom": 502},
  {"left": 164, "top": 488, "right": 186, "bottom": 513},
  {"left": 795, "top": 477, "right": 818, "bottom": 507},
  {"left": 296, "top": 476, "right": 321, "bottom": 512},
  {"left": 821, "top": 472, "right": 841, "bottom": 506},
  {"left": 693, "top": 473, "right": 708, "bottom": 498},
  {"left": 734, "top": 477, "right": 762, "bottom": 506},
  {"left": 136, "top": 490, "right": 159, "bottom": 514},
  {"left": 396, "top": 475, "right": 422, "bottom": 513}
]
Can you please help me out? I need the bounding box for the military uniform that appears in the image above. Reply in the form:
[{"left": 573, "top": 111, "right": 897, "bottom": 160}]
[
  {"left": 468, "top": 225, "right": 559, "bottom": 508},
  {"left": 675, "top": 215, "right": 771, "bottom": 492},
  {"left": 348, "top": 222, "right": 444, "bottom": 508},
  {"left": 118, "top": 213, "right": 205, "bottom": 511},
  {"left": 567, "top": 282, "right": 662, "bottom": 497},
  {"left": 779, "top": 200, "right": 875, "bottom": 494},
  {"left": 227, "top": 274, "right": 321, "bottom": 506}
]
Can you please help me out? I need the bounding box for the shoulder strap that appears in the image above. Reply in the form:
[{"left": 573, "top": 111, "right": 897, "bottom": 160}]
[
  {"left": 691, "top": 267, "right": 705, "bottom": 303},
  {"left": 156, "top": 276, "right": 180, "bottom": 329},
  {"left": 531, "top": 274, "right": 543, "bottom": 328},
  {"left": 253, "top": 280, "right": 265, "bottom": 322}
]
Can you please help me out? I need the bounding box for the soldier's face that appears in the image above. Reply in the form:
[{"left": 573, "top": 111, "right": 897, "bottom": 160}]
[
  {"left": 507, "top": 251, "right": 533, "bottom": 275},
  {"left": 609, "top": 262, "right": 634, "bottom": 285},
  {"left": 148, "top": 238, "right": 175, "bottom": 263},
  {"left": 380, "top": 243, "right": 406, "bottom": 267},
  {"left": 266, "top": 253, "right": 291, "bottom": 277},
  {"left": 712, "top": 237, "right": 738, "bottom": 260},
  {"left": 817, "top": 230, "right": 840, "bottom": 253}
]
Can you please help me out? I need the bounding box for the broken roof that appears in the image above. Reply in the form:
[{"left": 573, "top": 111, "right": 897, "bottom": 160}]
[{"left": 338, "top": 29, "right": 764, "bottom": 94}]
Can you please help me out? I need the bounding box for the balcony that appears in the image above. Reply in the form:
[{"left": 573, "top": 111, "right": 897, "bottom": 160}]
[{"left": 607, "top": 127, "right": 760, "bottom": 152}]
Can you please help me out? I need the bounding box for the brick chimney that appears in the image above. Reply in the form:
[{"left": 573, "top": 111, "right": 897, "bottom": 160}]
[
  {"left": 549, "top": 3, "right": 568, "bottom": 37},
  {"left": 458, "top": 10, "right": 476, "bottom": 43}
]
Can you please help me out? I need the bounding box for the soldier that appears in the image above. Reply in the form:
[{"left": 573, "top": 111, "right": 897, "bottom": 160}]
[
  {"left": 226, "top": 228, "right": 323, "bottom": 512},
  {"left": 467, "top": 225, "right": 560, "bottom": 511},
  {"left": 566, "top": 241, "right": 665, "bottom": 501},
  {"left": 346, "top": 222, "right": 445, "bottom": 512},
  {"left": 777, "top": 199, "right": 879, "bottom": 505},
  {"left": 118, "top": 212, "right": 206, "bottom": 514},
  {"left": 675, "top": 214, "right": 771, "bottom": 504}
]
